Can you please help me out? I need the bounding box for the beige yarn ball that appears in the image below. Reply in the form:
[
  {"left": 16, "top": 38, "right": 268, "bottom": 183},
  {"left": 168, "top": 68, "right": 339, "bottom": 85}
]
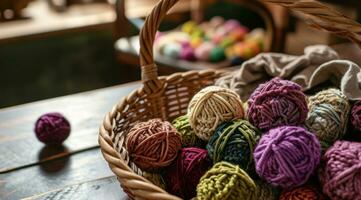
[{"left": 188, "top": 86, "right": 244, "bottom": 141}]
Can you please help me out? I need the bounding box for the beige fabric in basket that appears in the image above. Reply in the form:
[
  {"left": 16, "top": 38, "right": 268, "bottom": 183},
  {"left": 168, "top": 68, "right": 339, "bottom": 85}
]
[{"left": 216, "top": 45, "right": 361, "bottom": 101}]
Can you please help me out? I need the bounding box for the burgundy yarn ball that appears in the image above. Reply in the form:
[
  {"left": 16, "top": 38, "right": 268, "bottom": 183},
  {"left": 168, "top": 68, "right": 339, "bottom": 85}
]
[
  {"left": 319, "top": 141, "right": 361, "bottom": 200},
  {"left": 247, "top": 77, "right": 308, "bottom": 131},
  {"left": 254, "top": 126, "right": 321, "bottom": 188},
  {"left": 351, "top": 101, "right": 361, "bottom": 131},
  {"left": 165, "top": 147, "right": 211, "bottom": 199},
  {"left": 34, "top": 112, "right": 71, "bottom": 145}
]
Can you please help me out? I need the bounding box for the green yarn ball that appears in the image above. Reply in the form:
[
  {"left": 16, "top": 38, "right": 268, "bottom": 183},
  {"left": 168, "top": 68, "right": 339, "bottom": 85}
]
[
  {"left": 306, "top": 88, "right": 350, "bottom": 149},
  {"left": 209, "top": 47, "right": 226, "bottom": 62},
  {"left": 255, "top": 180, "right": 279, "bottom": 200},
  {"left": 207, "top": 120, "right": 260, "bottom": 172},
  {"left": 197, "top": 161, "right": 257, "bottom": 200},
  {"left": 172, "top": 115, "right": 204, "bottom": 147}
]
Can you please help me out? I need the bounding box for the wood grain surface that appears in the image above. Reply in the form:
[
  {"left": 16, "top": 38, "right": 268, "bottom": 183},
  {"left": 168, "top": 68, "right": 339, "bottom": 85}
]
[
  {"left": 0, "top": 82, "right": 140, "bottom": 173},
  {"left": 0, "top": 149, "right": 114, "bottom": 200},
  {"left": 24, "top": 176, "right": 128, "bottom": 200}
]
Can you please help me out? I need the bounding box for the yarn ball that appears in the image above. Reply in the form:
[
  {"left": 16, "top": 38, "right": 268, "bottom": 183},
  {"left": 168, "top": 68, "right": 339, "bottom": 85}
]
[
  {"left": 306, "top": 88, "right": 350, "bottom": 149},
  {"left": 188, "top": 86, "right": 244, "bottom": 141},
  {"left": 280, "top": 186, "right": 325, "bottom": 200},
  {"left": 162, "top": 42, "right": 182, "bottom": 59},
  {"left": 125, "top": 118, "right": 182, "bottom": 171},
  {"left": 207, "top": 119, "right": 260, "bottom": 172},
  {"left": 223, "top": 19, "right": 241, "bottom": 32},
  {"left": 195, "top": 42, "right": 214, "bottom": 61},
  {"left": 254, "top": 126, "right": 321, "bottom": 188},
  {"left": 247, "top": 77, "right": 308, "bottom": 131},
  {"left": 256, "top": 180, "right": 278, "bottom": 200},
  {"left": 165, "top": 147, "right": 211, "bottom": 199},
  {"left": 209, "top": 47, "right": 225, "bottom": 63},
  {"left": 143, "top": 172, "right": 166, "bottom": 190},
  {"left": 351, "top": 100, "right": 361, "bottom": 131},
  {"left": 172, "top": 115, "right": 204, "bottom": 147},
  {"left": 319, "top": 141, "right": 361, "bottom": 200},
  {"left": 209, "top": 16, "right": 225, "bottom": 29},
  {"left": 180, "top": 44, "right": 195, "bottom": 61},
  {"left": 197, "top": 161, "right": 257, "bottom": 200},
  {"left": 34, "top": 112, "right": 71, "bottom": 145}
]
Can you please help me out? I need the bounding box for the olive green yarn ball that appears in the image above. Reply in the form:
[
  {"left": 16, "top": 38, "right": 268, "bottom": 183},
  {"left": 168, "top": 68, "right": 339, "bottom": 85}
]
[
  {"left": 196, "top": 161, "right": 257, "bottom": 200},
  {"left": 172, "top": 115, "right": 204, "bottom": 147},
  {"left": 255, "top": 180, "right": 278, "bottom": 200},
  {"left": 143, "top": 172, "right": 166, "bottom": 190},
  {"left": 207, "top": 119, "right": 260, "bottom": 172},
  {"left": 306, "top": 88, "right": 350, "bottom": 149}
]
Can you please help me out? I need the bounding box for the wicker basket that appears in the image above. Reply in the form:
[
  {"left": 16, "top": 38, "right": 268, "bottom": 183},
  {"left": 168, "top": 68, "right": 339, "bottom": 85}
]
[{"left": 99, "top": 0, "right": 361, "bottom": 199}]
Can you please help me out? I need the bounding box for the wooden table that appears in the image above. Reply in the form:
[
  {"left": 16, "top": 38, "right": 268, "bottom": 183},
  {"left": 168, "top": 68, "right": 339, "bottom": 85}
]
[
  {"left": 0, "top": 82, "right": 140, "bottom": 200},
  {"left": 0, "top": 43, "right": 360, "bottom": 200}
]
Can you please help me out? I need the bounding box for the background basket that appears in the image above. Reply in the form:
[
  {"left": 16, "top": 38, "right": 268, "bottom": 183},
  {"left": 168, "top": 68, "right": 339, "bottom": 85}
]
[{"left": 99, "top": 0, "right": 361, "bottom": 199}]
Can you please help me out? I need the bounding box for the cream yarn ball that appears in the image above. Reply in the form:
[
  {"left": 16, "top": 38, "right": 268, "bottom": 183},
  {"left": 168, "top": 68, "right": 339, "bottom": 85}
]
[{"left": 188, "top": 86, "right": 244, "bottom": 141}]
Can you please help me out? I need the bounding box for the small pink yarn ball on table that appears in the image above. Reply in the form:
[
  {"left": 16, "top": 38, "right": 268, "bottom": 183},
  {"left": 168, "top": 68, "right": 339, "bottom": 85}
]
[
  {"left": 165, "top": 147, "right": 211, "bottom": 199},
  {"left": 247, "top": 77, "right": 308, "bottom": 131},
  {"left": 319, "top": 141, "right": 361, "bottom": 200},
  {"left": 34, "top": 112, "right": 71, "bottom": 145},
  {"left": 125, "top": 119, "right": 182, "bottom": 172}
]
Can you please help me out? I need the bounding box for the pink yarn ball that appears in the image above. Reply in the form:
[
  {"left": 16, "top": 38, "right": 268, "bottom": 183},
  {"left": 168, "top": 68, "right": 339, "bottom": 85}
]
[
  {"left": 195, "top": 42, "right": 214, "bottom": 61},
  {"left": 223, "top": 19, "right": 241, "bottom": 32},
  {"left": 35, "top": 112, "right": 71, "bottom": 145},
  {"left": 320, "top": 141, "right": 361, "bottom": 200},
  {"left": 247, "top": 78, "right": 308, "bottom": 131}
]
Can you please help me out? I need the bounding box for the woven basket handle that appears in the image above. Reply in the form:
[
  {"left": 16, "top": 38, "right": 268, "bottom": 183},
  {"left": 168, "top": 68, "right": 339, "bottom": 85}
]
[{"left": 263, "top": 0, "right": 361, "bottom": 47}]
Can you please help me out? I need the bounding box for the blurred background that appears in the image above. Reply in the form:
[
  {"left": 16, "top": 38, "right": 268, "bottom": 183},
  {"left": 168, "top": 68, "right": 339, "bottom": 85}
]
[{"left": 0, "top": 0, "right": 360, "bottom": 109}]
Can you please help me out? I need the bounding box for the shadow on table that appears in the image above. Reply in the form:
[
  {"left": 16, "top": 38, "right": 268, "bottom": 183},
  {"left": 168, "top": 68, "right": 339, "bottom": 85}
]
[{"left": 38, "top": 145, "right": 71, "bottom": 174}]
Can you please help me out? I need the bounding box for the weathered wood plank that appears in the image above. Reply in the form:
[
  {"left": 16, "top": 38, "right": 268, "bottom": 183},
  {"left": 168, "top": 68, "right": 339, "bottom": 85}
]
[
  {"left": 23, "top": 176, "right": 129, "bottom": 200},
  {"left": 0, "top": 148, "right": 117, "bottom": 200},
  {"left": 0, "top": 82, "right": 141, "bottom": 173}
]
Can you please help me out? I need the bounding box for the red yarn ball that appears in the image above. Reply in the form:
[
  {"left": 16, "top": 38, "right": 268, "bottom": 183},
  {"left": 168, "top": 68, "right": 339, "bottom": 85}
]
[
  {"left": 280, "top": 186, "right": 326, "bottom": 200},
  {"left": 126, "top": 119, "right": 182, "bottom": 172},
  {"left": 165, "top": 147, "right": 211, "bottom": 199},
  {"left": 34, "top": 112, "right": 71, "bottom": 145}
]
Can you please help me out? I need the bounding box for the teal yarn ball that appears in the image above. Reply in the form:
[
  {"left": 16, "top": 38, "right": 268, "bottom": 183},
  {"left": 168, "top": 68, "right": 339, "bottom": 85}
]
[
  {"left": 207, "top": 119, "right": 260, "bottom": 172},
  {"left": 209, "top": 47, "right": 225, "bottom": 62},
  {"left": 172, "top": 115, "right": 204, "bottom": 147},
  {"left": 306, "top": 88, "right": 350, "bottom": 149},
  {"left": 162, "top": 43, "right": 181, "bottom": 59}
]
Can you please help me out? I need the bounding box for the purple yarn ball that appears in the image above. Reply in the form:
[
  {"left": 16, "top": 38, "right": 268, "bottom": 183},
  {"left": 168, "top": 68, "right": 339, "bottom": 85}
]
[
  {"left": 254, "top": 126, "right": 321, "bottom": 188},
  {"left": 35, "top": 112, "right": 71, "bottom": 145},
  {"left": 351, "top": 101, "right": 361, "bottom": 131},
  {"left": 247, "top": 78, "right": 308, "bottom": 131}
]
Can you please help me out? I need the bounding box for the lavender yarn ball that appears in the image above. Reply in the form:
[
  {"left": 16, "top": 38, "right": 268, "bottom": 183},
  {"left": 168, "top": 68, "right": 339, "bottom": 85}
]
[
  {"left": 351, "top": 101, "right": 361, "bottom": 131},
  {"left": 254, "top": 126, "right": 321, "bottom": 188},
  {"left": 247, "top": 78, "right": 308, "bottom": 131},
  {"left": 320, "top": 141, "right": 361, "bottom": 200},
  {"left": 35, "top": 112, "right": 71, "bottom": 145}
]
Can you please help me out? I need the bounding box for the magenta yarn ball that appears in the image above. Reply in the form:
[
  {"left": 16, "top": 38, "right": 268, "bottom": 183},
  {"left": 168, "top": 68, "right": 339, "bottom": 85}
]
[
  {"left": 351, "top": 101, "right": 361, "bottom": 131},
  {"left": 254, "top": 126, "right": 321, "bottom": 188},
  {"left": 320, "top": 141, "right": 361, "bottom": 200},
  {"left": 180, "top": 44, "right": 196, "bottom": 61},
  {"left": 35, "top": 112, "right": 71, "bottom": 145},
  {"left": 247, "top": 78, "right": 308, "bottom": 131},
  {"left": 165, "top": 147, "right": 211, "bottom": 199}
]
